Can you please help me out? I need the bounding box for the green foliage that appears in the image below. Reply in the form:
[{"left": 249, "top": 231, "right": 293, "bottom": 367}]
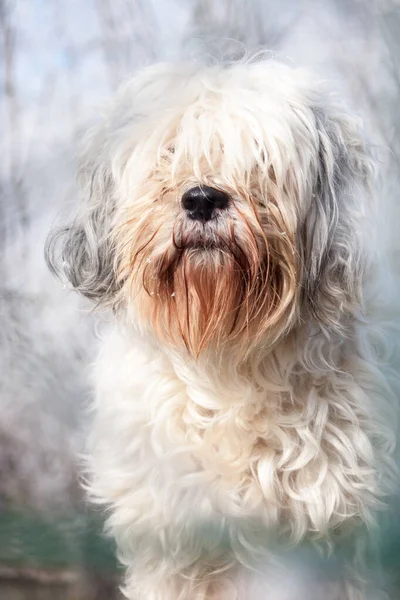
[{"left": 0, "top": 510, "right": 118, "bottom": 573}]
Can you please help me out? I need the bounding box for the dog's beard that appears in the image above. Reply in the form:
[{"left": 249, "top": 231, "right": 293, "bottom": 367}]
[{"left": 118, "top": 208, "right": 298, "bottom": 357}]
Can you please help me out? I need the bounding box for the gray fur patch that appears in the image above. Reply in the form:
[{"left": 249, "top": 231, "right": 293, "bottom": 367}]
[
  {"left": 45, "top": 167, "right": 119, "bottom": 305},
  {"left": 301, "top": 106, "right": 371, "bottom": 326}
]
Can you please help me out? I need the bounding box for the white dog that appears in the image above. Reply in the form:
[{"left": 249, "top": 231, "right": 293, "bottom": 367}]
[{"left": 47, "top": 58, "right": 398, "bottom": 599}]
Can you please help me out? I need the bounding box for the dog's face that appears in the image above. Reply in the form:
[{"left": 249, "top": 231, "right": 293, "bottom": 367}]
[{"left": 48, "top": 61, "right": 373, "bottom": 358}]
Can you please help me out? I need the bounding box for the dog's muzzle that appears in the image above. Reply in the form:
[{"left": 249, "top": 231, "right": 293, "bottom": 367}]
[{"left": 182, "top": 185, "right": 230, "bottom": 222}]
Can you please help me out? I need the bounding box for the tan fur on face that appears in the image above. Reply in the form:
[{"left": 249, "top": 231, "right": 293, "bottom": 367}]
[{"left": 116, "top": 182, "right": 298, "bottom": 357}]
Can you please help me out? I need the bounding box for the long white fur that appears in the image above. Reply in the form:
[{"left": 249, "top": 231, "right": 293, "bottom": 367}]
[{"left": 48, "top": 58, "right": 399, "bottom": 599}]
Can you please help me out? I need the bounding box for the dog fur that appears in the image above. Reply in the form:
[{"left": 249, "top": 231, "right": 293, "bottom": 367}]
[{"left": 47, "top": 58, "right": 398, "bottom": 599}]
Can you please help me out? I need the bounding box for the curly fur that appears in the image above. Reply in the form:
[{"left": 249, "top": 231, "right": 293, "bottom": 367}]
[{"left": 46, "top": 57, "right": 398, "bottom": 599}]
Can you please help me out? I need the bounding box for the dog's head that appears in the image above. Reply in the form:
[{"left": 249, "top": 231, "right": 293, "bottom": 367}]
[{"left": 47, "top": 60, "right": 373, "bottom": 357}]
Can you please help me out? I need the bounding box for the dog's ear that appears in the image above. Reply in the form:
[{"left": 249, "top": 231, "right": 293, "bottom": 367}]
[
  {"left": 301, "top": 101, "right": 374, "bottom": 328},
  {"left": 46, "top": 63, "right": 185, "bottom": 306},
  {"left": 45, "top": 124, "right": 119, "bottom": 305}
]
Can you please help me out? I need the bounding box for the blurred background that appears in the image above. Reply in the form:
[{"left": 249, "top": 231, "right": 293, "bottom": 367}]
[{"left": 1, "top": 0, "right": 400, "bottom": 598}]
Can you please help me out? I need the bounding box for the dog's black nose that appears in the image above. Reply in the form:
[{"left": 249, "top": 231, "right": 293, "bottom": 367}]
[{"left": 182, "top": 186, "right": 229, "bottom": 222}]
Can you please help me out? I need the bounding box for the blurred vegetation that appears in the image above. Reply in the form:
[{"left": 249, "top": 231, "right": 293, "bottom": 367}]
[
  {"left": 0, "top": 510, "right": 121, "bottom": 599},
  {"left": 0, "top": 511, "right": 117, "bottom": 572}
]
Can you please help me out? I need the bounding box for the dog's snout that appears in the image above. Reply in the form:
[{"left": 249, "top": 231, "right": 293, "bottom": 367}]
[{"left": 182, "top": 186, "right": 229, "bottom": 222}]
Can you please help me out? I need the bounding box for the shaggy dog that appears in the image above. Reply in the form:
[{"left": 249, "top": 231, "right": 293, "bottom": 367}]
[{"left": 47, "top": 58, "right": 398, "bottom": 599}]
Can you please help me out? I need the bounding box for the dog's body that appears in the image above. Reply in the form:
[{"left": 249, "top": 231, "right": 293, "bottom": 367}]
[{"left": 47, "top": 59, "right": 398, "bottom": 599}]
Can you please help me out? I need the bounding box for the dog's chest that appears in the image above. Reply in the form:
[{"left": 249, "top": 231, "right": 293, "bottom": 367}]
[
  {"left": 93, "top": 330, "right": 382, "bottom": 541},
  {"left": 125, "top": 357, "right": 309, "bottom": 524}
]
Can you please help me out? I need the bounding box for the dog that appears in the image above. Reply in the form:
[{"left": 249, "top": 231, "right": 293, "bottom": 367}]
[{"left": 47, "top": 58, "right": 398, "bottom": 599}]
